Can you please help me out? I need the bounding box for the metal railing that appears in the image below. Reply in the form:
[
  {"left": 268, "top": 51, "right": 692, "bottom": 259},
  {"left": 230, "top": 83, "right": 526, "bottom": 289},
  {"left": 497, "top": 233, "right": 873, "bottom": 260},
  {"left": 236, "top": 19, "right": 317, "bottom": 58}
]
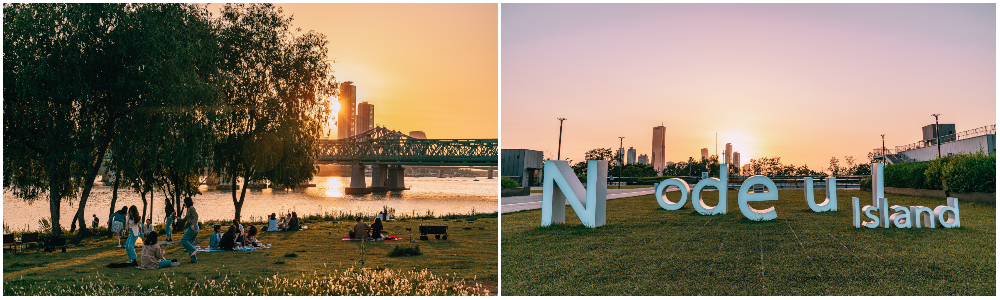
[
  {"left": 887, "top": 124, "right": 995, "bottom": 154},
  {"left": 317, "top": 138, "right": 498, "bottom": 166}
]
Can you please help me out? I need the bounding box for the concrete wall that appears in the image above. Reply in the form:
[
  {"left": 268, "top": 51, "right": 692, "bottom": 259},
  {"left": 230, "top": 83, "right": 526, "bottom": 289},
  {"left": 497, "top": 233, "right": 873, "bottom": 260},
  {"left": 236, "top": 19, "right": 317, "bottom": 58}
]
[
  {"left": 501, "top": 149, "right": 544, "bottom": 187},
  {"left": 899, "top": 134, "right": 995, "bottom": 162}
]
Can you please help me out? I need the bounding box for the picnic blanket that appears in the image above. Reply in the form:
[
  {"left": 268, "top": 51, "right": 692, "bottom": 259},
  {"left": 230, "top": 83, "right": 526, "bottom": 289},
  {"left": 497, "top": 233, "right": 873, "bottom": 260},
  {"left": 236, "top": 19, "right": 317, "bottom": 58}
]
[
  {"left": 342, "top": 236, "right": 401, "bottom": 241},
  {"left": 195, "top": 245, "right": 271, "bottom": 253},
  {"left": 106, "top": 262, "right": 137, "bottom": 268},
  {"left": 263, "top": 226, "right": 308, "bottom": 232}
]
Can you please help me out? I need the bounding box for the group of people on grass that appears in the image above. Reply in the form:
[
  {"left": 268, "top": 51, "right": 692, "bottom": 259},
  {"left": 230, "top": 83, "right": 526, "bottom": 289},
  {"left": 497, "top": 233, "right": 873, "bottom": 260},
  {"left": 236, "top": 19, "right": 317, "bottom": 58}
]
[
  {"left": 209, "top": 219, "right": 265, "bottom": 251},
  {"left": 108, "top": 197, "right": 199, "bottom": 269},
  {"left": 266, "top": 212, "right": 301, "bottom": 232},
  {"left": 350, "top": 216, "right": 386, "bottom": 241}
]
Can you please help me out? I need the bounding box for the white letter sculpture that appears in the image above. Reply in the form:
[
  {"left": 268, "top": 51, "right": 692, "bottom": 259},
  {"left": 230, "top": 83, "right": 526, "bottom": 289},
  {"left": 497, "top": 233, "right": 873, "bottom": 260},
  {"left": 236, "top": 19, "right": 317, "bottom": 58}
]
[
  {"left": 737, "top": 175, "right": 778, "bottom": 221},
  {"left": 871, "top": 163, "right": 884, "bottom": 207},
  {"left": 691, "top": 164, "right": 728, "bottom": 215},
  {"left": 655, "top": 178, "right": 690, "bottom": 210},
  {"left": 934, "top": 197, "right": 960, "bottom": 228},
  {"left": 541, "top": 160, "right": 607, "bottom": 228},
  {"left": 804, "top": 177, "right": 837, "bottom": 212}
]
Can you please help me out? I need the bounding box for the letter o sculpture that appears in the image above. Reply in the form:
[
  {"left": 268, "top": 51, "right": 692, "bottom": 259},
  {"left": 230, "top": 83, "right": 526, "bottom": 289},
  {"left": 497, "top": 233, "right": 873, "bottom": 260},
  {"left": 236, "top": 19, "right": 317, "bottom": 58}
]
[{"left": 655, "top": 178, "right": 690, "bottom": 210}]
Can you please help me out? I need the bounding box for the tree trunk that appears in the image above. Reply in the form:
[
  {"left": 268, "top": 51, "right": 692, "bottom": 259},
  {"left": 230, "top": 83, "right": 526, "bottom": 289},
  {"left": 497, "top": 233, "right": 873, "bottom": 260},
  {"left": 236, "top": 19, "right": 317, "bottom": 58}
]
[
  {"left": 108, "top": 179, "right": 120, "bottom": 235},
  {"left": 71, "top": 135, "right": 112, "bottom": 244},
  {"left": 231, "top": 169, "right": 252, "bottom": 223},
  {"left": 140, "top": 186, "right": 149, "bottom": 223},
  {"left": 48, "top": 169, "right": 63, "bottom": 236}
]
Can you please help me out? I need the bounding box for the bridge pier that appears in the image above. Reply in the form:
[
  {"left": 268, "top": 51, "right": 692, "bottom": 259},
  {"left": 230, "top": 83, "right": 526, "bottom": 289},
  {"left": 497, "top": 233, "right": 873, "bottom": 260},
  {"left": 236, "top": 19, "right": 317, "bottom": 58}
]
[
  {"left": 345, "top": 163, "right": 371, "bottom": 194},
  {"left": 487, "top": 167, "right": 494, "bottom": 179},
  {"left": 437, "top": 167, "right": 447, "bottom": 178},
  {"left": 371, "top": 164, "right": 389, "bottom": 193},
  {"left": 387, "top": 165, "right": 407, "bottom": 190}
]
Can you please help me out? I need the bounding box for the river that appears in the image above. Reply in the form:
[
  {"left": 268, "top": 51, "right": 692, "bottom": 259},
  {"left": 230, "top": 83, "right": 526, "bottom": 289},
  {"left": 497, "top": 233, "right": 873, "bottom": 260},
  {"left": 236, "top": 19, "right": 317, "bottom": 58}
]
[{"left": 3, "top": 177, "right": 498, "bottom": 232}]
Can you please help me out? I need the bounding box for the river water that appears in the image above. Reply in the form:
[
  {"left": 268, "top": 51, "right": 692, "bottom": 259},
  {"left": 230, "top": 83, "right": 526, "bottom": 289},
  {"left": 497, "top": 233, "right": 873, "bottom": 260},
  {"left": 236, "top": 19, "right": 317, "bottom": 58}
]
[{"left": 3, "top": 177, "right": 498, "bottom": 232}]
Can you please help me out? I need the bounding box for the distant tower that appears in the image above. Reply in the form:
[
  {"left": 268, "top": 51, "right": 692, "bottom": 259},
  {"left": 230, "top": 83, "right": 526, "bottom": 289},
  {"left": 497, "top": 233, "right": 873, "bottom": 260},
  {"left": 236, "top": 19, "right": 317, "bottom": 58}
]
[
  {"left": 627, "top": 147, "right": 636, "bottom": 165},
  {"left": 733, "top": 152, "right": 740, "bottom": 175},
  {"left": 700, "top": 148, "right": 709, "bottom": 160},
  {"left": 638, "top": 154, "right": 649, "bottom": 165},
  {"left": 616, "top": 148, "right": 625, "bottom": 166},
  {"left": 408, "top": 131, "right": 427, "bottom": 139},
  {"left": 652, "top": 125, "right": 666, "bottom": 171},
  {"left": 724, "top": 143, "right": 733, "bottom": 165},
  {"left": 355, "top": 101, "right": 375, "bottom": 135},
  {"left": 337, "top": 81, "right": 357, "bottom": 139}
]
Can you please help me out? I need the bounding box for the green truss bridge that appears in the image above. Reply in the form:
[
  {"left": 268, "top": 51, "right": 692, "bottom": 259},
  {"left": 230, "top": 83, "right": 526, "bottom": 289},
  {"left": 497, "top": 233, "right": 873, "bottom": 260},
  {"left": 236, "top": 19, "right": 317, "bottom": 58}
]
[{"left": 316, "top": 127, "right": 498, "bottom": 194}]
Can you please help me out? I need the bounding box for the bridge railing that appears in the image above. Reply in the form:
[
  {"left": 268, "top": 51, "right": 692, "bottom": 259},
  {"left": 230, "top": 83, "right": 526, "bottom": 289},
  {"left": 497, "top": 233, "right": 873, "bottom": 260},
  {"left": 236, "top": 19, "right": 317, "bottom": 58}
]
[{"left": 317, "top": 138, "right": 498, "bottom": 166}]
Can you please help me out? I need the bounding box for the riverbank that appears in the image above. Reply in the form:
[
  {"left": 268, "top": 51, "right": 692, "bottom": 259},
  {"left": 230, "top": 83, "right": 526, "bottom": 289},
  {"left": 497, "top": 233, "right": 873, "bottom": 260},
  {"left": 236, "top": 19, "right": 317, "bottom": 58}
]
[
  {"left": 4, "top": 212, "right": 498, "bottom": 295},
  {"left": 501, "top": 190, "right": 994, "bottom": 295}
]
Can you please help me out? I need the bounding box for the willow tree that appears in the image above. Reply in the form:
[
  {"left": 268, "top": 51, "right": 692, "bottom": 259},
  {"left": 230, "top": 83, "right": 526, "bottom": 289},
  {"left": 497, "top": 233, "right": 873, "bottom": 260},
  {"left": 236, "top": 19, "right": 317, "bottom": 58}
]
[
  {"left": 214, "top": 3, "right": 336, "bottom": 222},
  {"left": 4, "top": 3, "right": 222, "bottom": 239}
]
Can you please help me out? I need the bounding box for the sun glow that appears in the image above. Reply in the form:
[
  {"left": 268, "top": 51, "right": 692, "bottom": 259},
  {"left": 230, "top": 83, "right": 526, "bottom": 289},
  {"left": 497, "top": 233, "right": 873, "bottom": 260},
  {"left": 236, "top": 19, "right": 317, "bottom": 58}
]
[{"left": 325, "top": 96, "right": 340, "bottom": 138}]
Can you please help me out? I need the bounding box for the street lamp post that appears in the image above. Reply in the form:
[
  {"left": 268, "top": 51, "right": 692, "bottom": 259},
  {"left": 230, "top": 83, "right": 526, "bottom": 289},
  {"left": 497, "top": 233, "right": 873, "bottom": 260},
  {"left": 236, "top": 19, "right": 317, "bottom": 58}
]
[
  {"left": 618, "top": 137, "right": 624, "bottom": 189},
  {"left": 881, "top": 134, "right": 886, "bottom": 164},
  {"left": 932, "top": 114, "right": 941, "bottom": 158},
  {"left": 556, "top": 118, "right": 566, "bottom": 161}
]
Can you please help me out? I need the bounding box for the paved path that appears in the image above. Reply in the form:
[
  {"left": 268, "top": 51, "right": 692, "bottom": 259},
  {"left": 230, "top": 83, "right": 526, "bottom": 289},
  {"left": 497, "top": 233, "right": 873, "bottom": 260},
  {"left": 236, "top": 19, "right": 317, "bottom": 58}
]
[{"left": 501, "top": 186, "right": 678, "bottom": 213}]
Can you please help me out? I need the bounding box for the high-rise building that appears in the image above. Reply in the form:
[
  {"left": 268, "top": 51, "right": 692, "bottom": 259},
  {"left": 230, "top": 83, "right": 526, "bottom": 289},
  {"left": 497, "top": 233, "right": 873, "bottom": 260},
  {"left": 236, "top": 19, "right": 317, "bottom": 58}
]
[
  {"left": 408, "top": 131, "right": 427, "bottom": 139},
  {"left": 724, "top": 143, "right": 733, "bottom": 165},
  {"left": 337, "top": 81, "right": 357, "bottom": 139},
  {"left": 637, "top": 154, "right": 649, "bottom": 165},
  {"left": 733, "top": 152, "right": 740, "bottom": 175},
  {"left": 627, "top": 147, "right": 636, "bottom": 165},
  {"left": 700, "top": 148, "right": 709, "bottom": 160},
  {"left": 652, "top": 125, "right": 666, "bottom": 171},
  {"left": 355, "top": 101, "right": 374, "bottom": 135},
  {"left": 616, "top": 148, "right": 625, "bottom": 166}
]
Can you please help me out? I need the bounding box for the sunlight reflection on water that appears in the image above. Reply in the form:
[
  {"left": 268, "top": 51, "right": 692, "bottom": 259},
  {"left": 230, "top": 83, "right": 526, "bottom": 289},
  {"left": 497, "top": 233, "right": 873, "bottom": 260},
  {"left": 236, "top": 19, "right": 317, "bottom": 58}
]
[{"left": 3, "top": 177, "right": 497, "bottom": 231}]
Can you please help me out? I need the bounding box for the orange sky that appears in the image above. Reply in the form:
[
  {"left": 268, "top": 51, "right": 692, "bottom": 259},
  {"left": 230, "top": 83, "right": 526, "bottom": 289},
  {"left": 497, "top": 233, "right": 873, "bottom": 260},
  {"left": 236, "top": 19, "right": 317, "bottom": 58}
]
[{"left": 209, "top": 3, "right": 498, "bottom": 139}]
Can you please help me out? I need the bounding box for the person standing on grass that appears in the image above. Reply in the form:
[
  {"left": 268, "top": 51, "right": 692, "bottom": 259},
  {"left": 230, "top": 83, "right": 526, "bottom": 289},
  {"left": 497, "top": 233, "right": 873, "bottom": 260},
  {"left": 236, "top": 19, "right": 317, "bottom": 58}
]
[
  {"left": 92, "top": 214, "right": 99, "bottom": 229},
  {"left": 353, "top": 217, "right": 370, "bottom": 240},
  {"left": 139, "top": 231, "right": 179, "bottom": 269},
  {"left": 110, "top": 207, "right": 127, "bottom": 247},
  {"left": 125, "top": 206, "right": 141, "bottom": 264},
  {"left": 164, "top": 198, "right": 176, "bottom": 242},
  {"left": 180, "top": 197, "right": 200, "bottom": 263}
]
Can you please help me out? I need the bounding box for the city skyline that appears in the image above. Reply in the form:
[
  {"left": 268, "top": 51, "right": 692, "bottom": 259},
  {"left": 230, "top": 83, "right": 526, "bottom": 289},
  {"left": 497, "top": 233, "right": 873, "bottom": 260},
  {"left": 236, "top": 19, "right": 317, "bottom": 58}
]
[
  {"left": 210, "top": 3, "right": 499, "bottom": 139},
  {"left": 501, "top": 4, "right": 995, "bottom": 169}
]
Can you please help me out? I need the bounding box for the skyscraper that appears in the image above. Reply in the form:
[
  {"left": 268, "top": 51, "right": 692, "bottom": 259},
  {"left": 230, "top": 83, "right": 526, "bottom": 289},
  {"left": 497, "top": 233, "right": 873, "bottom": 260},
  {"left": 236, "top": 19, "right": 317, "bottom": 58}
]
[
  {"left": 616, "top": 148, "right": 625, "bottom": 166},
  {"left": 627, "top": 147, "right": 636, "bottom": 165},
  {"left": 652, "top": 125, "right": 665, "bottom": 171},
  {"left": 724, "top": 143, "right": 733, "bottom": 165},
  {"left": 638, "top": 154, "right": 649, "bottom": 165},
  {"left": 355, "top": 101, "right": 375, "bottom": 135},
  {"left": 700, "top": 148, "right": 709, "bottom": 160},
  {"left": 733, "top": 152, "right": 741, "bottom": 175},
  {"left": 337, "top": 81, "right": 357, "bottom": 139}
]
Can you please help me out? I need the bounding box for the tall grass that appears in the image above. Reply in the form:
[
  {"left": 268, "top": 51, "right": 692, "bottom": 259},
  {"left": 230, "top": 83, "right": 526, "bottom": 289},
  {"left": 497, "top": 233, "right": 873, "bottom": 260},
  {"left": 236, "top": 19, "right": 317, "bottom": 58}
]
[{"left": 4, "top": 267, "right": 490, "bottom": 296}]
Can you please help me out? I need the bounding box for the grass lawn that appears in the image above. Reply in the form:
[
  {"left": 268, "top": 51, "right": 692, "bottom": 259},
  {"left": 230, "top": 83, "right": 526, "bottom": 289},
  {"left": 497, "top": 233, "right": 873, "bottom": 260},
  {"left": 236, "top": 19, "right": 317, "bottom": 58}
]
[
  {"left": 4, "top": 214, "right": 498, "bottom": 295},
  {"left": 501, "top": 190, "right": 995, "bottom": 295}
]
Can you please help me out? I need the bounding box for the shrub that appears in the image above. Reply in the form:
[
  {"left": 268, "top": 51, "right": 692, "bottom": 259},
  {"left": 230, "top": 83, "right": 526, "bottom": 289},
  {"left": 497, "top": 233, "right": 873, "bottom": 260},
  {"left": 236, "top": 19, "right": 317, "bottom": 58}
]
[
  {"left": 884, "top": 161, "right": 933, "bottom": 190},
  {"left": 942, "top": 152, "right": 996, "bottom": 193},
  {"left": 859, "top": 176, "right": 872, "bottom": 191},
  {"left": 636, "top": 176, "right": 676, "bottom": 185},
  {"left": 387, "top": 245, "right": 422, "bottom": 257},
  {"left": 501, "top": 177, "right": 521, "bottom": 188}
]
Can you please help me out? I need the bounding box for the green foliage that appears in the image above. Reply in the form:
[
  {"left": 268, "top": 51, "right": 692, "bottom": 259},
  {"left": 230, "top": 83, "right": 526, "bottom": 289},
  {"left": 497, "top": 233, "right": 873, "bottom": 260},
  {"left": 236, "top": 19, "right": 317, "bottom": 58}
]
[
  {"left": 636, "top": 176, "right": 676, "bottom": 185},
  {"left": 883, "top": 152, "right": 995, "bottom": 193},
  {"left": 884, "top": 161, "right": 934, "bottom": 190},
  {"left": 387, "top": 245, "right": 422, "bottom": 257},
  {"left": 501, "top": 177, "right": 521, "bottom": 188},
  {"left": 859, "top": 176, "right": 872, "bottom": 191}
]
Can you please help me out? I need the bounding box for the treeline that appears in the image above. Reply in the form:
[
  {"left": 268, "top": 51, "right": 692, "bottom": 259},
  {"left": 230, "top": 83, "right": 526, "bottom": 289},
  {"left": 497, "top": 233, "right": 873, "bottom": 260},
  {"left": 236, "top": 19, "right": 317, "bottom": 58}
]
[{"left": 4, "top": 3, "right": 337, "bottom": 241}]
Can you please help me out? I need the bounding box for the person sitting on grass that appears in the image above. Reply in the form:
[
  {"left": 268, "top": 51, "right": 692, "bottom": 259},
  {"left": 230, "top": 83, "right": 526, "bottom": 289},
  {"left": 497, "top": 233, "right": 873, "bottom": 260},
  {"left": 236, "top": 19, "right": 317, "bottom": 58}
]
[
  {"left": 233, "top": 219, "right": 245, "bottom": 245},
  {"left": 141, "top": 218, "right": 154, "bottom": 237},
  {"left": 353, "top": 217, "right": 370, "bottom": 240},
  {"left": 267, "top": 213, "right": 279, "bottom": 232},
  {"left": 370, "top": 217, "right": 384, "bottom": 241},
  {"left": 219, "top": 225, "right": 238, "bottom": 251},
  {"left": 209, "top": 225, "right": 223, "bottom": 250},
  {"left": 287, "top": 212, "right": 300, "bottom": 231},
  {"left": 244, "top": 225, "right": 260, "bottom": 247},
  {"left": 139, "top": 231, "right": 179, "bottom": 270}
]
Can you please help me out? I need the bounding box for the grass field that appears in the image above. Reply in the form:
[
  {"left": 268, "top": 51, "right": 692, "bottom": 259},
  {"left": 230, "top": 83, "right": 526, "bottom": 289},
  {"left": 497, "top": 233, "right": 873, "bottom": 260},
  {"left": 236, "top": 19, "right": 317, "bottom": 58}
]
[
  {"left": 501, "top": 190, "right": 995, "bottom": 295},
  {"left": 4, "top": 214, "right": 498, "bottom": 295}
]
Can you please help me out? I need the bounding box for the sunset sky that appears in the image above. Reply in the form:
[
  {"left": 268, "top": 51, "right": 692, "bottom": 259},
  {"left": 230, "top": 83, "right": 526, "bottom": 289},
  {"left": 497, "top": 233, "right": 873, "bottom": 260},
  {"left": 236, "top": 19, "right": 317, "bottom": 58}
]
[
  {"left": 502, "top": 3, "right": 995, "bottom": 170},
  {"left": 210, "top": 3, "right": 498, "bottom": 139}
]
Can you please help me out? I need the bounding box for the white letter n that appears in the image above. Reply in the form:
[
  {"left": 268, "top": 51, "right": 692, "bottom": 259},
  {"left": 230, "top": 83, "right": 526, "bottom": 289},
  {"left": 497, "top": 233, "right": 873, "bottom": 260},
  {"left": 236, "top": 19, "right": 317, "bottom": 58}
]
[{"left": 541, "top": 160, "right": 607, "bottom": 228}]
